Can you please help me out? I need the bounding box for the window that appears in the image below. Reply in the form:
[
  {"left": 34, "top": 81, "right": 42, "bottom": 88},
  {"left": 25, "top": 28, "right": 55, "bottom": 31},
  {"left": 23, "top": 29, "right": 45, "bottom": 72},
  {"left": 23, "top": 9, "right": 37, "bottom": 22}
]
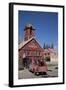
[
  {"left": 45, "top": 57, "right": 50, "bottom": 62},
  {"left": 34, "top": 51, "right": 36, "bottom": 56},
  {"left": 36, "top": 51, "right": 40, "bottom": 56},
  {"left": 31, "top": 51, "right": 40, "bottom": 56},
  {"left": 31, "top": 51, "right": 36, "bottom": 56}
]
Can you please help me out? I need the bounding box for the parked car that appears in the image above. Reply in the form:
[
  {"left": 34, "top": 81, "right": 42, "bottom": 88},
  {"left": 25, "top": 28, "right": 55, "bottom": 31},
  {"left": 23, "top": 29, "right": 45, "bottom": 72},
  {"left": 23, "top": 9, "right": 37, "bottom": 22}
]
[{"left": 29, "top": 60, "right": 48, "bottom": 75}]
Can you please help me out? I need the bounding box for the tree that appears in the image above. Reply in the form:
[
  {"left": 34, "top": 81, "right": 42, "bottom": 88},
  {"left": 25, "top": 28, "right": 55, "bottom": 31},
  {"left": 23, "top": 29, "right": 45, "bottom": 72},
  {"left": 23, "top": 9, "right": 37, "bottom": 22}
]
[
  {"left": 51, "top": 43, "right": 54, "bottom": 49},
  {"left": 43, "top": 43, "right": 46, "bottom": 49},
  {"left": 45, "top": 44, "right": 48, "bottom": 49}
]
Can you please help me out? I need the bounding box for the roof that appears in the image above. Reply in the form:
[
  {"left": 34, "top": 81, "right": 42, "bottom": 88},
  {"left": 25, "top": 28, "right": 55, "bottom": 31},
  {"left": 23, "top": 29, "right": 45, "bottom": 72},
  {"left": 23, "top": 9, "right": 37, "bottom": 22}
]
[
  {"left": 43, "top": 48, "right": 56, "bottom": 53},
  {"left": 18, "top": 37, "right": 33, "bottom": 50},
  {"left": 26, "top": 23, "right": 33, "bottom": 27},
  {"left": 24, "top": 23, "right": 35, "bottom": 30},
  {"left": 18, "top": 37, "right": 42, "bottom": 50}
]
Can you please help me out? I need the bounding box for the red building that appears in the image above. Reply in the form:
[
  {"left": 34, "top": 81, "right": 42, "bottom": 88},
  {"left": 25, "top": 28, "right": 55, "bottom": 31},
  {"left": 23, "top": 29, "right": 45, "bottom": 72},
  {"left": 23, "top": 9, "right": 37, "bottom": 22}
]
[{"left": 18, "top": 24, "right": 44, "bottom": 69}]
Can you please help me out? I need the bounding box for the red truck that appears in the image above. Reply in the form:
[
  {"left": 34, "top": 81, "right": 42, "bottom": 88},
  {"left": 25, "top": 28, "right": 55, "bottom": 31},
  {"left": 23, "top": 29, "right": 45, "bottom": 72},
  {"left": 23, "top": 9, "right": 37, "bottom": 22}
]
[{"left": 28, "top": 60, "right": 48, "bottom": 75}]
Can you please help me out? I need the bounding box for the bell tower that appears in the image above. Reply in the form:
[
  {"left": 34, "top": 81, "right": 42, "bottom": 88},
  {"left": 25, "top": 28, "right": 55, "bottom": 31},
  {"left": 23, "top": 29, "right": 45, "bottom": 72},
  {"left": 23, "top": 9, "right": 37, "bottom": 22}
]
[{"left": 24, "top": 24, "right": 35, "bottom": 41}]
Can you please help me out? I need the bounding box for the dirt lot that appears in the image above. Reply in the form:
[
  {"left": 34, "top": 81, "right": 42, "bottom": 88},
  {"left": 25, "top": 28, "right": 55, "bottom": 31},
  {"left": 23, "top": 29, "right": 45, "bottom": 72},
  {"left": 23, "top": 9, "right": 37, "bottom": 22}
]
[{"left": 18, "top": 63, "right": 58, "bottom": 79}]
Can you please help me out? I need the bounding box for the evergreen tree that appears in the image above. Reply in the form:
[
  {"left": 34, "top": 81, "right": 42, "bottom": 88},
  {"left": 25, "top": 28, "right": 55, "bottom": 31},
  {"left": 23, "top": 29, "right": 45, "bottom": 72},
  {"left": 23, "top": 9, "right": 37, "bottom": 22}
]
[
  {"left": 43, "top": 43, "right": 46, "bottom": 49},
  {"left": 45, "top": 44, "right": 48, "bottom": 49},
  {"left": 51, "top": 43, "right": 54, "bottom": 49}
]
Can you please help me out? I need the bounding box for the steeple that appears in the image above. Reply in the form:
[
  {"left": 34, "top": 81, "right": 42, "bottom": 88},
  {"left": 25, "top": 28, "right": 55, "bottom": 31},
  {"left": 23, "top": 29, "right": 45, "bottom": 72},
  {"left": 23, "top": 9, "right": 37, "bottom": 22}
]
[{"left": 24, "top": 24, "right": 35, "bottom": 41}]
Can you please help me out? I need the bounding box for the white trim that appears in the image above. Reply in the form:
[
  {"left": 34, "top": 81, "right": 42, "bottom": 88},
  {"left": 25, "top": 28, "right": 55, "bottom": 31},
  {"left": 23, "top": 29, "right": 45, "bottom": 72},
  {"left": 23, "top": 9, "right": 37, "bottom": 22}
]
[{"left": 18, "top": 37, "right": 34, "bottom": 49}]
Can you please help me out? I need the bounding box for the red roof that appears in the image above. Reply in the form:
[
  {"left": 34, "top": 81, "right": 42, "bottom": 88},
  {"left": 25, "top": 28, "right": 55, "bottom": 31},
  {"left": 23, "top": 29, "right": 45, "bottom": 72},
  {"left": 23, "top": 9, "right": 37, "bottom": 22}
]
[{"left": 43, "top": 48, "right": 56, "bottom": 53}]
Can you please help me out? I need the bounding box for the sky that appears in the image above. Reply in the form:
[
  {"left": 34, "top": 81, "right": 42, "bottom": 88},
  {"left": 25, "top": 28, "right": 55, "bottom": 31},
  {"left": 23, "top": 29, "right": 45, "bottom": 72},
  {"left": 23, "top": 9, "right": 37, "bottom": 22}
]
[{"left": 18, "top": 10, "right": 58, "bottom": 49}]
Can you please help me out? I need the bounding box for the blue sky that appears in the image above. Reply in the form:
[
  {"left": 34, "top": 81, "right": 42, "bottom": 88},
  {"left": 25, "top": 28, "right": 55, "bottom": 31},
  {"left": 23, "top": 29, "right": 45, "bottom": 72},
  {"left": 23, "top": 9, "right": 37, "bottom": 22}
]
[{"left": 18, "top": 10, "right": 58, "bottom": 49}]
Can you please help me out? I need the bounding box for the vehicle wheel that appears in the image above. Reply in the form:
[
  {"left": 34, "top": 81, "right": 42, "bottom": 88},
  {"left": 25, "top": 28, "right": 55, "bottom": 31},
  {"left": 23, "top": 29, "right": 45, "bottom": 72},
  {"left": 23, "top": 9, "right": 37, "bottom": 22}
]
[{"left": 35, "top": 72, "right": 39, "bottom": 76}]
